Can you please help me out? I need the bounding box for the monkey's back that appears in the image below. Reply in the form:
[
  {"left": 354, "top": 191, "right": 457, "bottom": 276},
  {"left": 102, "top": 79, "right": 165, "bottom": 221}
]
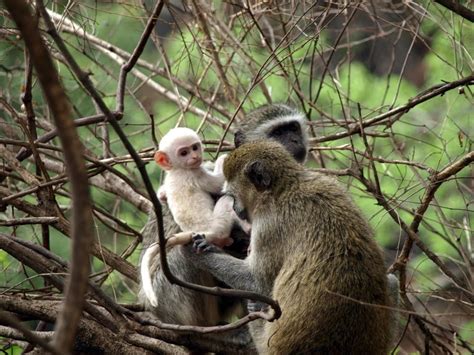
[
  {"left": 259, "top": 173, "right": 391, "bottom": 354},
  {"left": 267, "top": 253, "right": 391, "bottom": 354}
]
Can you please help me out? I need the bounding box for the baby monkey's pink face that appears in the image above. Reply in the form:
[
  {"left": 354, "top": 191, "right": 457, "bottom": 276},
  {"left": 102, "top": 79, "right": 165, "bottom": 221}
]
[{"left": 175, "top": 141, "right": 202, "bottom": 169}]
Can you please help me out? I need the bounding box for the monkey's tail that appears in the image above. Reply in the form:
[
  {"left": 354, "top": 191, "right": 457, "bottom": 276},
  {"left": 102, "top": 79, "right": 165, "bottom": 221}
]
[{"left": 140, "top": 243, "right": 159, "bottom": 307}]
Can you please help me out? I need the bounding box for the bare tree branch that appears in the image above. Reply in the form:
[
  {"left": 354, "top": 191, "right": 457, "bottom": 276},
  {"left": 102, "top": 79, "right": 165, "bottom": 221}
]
[
  {"left": 0, "top": 311, "right": 60, "bottom": 355},
  {"left": 0, "top": 217, "right": 58, "bottom": 226},
  {"left": 310, "top": 74, "right": 474, "bottom": 144},
  {"left": 432, "top": 0, "right": 474, "bottom": 22},
  {"left": 35, "top": 0, "right": 282, "bottom": 322},
  {"left": 0, "top": 1, "right": 472, "bottom": 352},
  {"left": 4, "top": 0, "right": 95, "bottom": 352}
]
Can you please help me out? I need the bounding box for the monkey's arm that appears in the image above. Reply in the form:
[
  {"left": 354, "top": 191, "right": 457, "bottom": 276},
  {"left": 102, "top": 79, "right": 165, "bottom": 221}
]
[
  {"left": 184, "top": 235, "right": 257, "bottom": 292},
  {"left": 196, "top": 155, "right": 227, "bottom": 194},
  {"left": 197, "top": 170, "right": 226, "bottom": 195}
]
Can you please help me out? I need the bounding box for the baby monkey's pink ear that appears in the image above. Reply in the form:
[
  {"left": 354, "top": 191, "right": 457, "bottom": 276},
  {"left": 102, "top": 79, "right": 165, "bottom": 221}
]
[{"left": 154, "top": 151, "right": 172, "bottom": 170}]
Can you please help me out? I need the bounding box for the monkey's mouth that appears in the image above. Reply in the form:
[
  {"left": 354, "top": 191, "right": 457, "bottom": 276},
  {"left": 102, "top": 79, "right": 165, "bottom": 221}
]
[
  {"left": 290, "top": 145, "right": 307, "bottom": 163},
  {"left": 188, "top": 159, "right": 202, "bottom": 169}
]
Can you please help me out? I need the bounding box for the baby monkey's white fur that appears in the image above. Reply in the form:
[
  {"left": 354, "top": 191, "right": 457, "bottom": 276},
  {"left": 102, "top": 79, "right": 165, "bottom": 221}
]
[{"left": 141, "top": 127, "right": 238, "bottom": 307}]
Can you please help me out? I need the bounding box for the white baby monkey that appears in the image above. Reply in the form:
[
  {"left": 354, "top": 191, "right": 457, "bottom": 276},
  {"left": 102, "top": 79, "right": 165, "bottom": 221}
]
[
  {"left": 141, "top": 127, "right": 237, "bottom": 307},
  {"left": 154, "top": 127, "right": 235, "bottom": 248}
]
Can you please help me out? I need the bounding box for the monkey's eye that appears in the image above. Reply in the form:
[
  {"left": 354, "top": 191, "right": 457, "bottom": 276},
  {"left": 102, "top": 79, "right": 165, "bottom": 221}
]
[
  {"left": 180, "top": 149, "right": 189, "bottom": 157},
  {"left": 280, "top": 122, "right": 300, "bottom": 133},
  {"left": 287, "top": 122, "right": 300, "bottom": 132},
  {"left": 272, "top": 122, "right": 300, "bottom": 137},
  {"left": 192, "top": 144, "right": 200, "bottom": 151},
  {"left": 272, "top": 126, "right": 286, "bottom": 136}
]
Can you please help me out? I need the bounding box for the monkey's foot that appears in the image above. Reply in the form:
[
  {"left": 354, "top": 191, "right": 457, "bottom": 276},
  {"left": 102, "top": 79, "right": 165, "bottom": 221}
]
[{"left": 191, "top": 233, "right": 220, "bottom": 254}]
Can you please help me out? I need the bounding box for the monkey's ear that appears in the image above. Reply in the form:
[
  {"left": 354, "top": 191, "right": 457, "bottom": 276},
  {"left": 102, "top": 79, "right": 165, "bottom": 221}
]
[
  {"left": 245, "top": 161, "right": 272, "bottom": 192},
  {"left": 234, "top": 130, "right": 245, "bottom": 148},
  {"left": 154, "top": 151, "right": 172, "bottom": 170}
]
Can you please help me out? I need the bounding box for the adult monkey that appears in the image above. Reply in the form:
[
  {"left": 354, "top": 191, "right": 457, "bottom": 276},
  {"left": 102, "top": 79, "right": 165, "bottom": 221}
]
[
  {"left": 140, "top": 104, "right": 399, "bottom": 350},
  {"left": 139, "top": 104, "right": 309, "bottom": 326},
  {"left": 185, "top": 141, "right": 393, "bottom": 354}
]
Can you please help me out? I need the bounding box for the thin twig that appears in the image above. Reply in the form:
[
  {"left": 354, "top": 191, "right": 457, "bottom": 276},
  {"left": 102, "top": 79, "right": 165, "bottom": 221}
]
[{"left": 310, "top": 75, "right": 474, "bottom": 144}]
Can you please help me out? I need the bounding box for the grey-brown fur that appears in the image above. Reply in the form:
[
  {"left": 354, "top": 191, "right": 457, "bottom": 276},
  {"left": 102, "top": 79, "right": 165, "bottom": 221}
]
[
  {"left": 139, "top": 104, "right": 309, "bottom": 328},
  {"left": 237, "top": 104, "right": 301, "bottom": 132},
  {"left": 139, "top": 205, "right": 226, "bottom": 326},
  {"left": 139, "top": 104, "right": 398, "bottom": 352},
  {"left": 234, "top": 104, "right": 309, "bottom": 163},
  {"left": 185, "top": 141, "right": 393, "bottom": 354}
]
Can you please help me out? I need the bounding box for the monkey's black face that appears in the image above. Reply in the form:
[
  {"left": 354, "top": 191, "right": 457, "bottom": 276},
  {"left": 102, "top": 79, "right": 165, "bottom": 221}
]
[{"left": 268, "top": 121, "right": 307, "bottom": 163}]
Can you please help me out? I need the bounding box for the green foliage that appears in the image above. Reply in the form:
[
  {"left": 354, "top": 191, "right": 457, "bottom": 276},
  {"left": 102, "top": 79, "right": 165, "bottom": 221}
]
[
  {"left": 0, "top": 2, "right": 472, "bottom": 351},
  {"left": 2, "top": 343, "right": 23, "bottom": 355}
]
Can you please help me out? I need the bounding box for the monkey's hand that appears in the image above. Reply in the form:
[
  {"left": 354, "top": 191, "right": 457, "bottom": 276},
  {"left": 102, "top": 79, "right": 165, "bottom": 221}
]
[
  {"left": 183, "top": 234, "right": 256, "bottom": 291},
  {"left": 191, "top": 233, "right": 223, "bottom": 254},
  {"left": 213, "top": 154, "right": 228, "bottom": 174},
  {"left": 157, "top": 185, "right": 167, "bottom": 203}
]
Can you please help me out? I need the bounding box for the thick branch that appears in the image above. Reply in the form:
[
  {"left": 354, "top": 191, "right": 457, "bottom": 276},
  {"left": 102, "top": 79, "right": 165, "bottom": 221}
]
[
  {"left": 0, "top": 311, "right": 60, "bottom": 355},
  {"left": 0, "top": 186, "right": 138, "bottom": 282},
  {"left": 0, "top": 217, "right": 58, "bottom": 226},
  {"left": 0, "top": 295, "right": 172, "bottom": 354},
  {"left": 5, "top": 0, "right": 95, "bottom": 353},
  {"left": 433, "top": 0, "right": 474, "bottom": 22}
]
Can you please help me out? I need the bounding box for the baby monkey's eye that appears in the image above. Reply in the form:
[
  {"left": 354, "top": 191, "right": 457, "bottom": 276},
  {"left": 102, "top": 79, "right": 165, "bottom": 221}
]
[
  {"left": 180, "top": 150, "right": 189, "bottom": 157},
  {"left": 192, "top": 144, "right": 199, "bottom": 151}
]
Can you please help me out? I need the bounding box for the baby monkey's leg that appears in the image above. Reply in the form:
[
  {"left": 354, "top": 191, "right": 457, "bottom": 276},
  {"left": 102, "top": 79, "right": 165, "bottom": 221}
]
[
  {"left": 166, "top": 231, "right": 194, "bottom": 246},
  {"left": 167, "top": 195, "right": 235, "bottom": 247},
  {"left": 206, "top": 195, "right": 235, "bottom": 247}
]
